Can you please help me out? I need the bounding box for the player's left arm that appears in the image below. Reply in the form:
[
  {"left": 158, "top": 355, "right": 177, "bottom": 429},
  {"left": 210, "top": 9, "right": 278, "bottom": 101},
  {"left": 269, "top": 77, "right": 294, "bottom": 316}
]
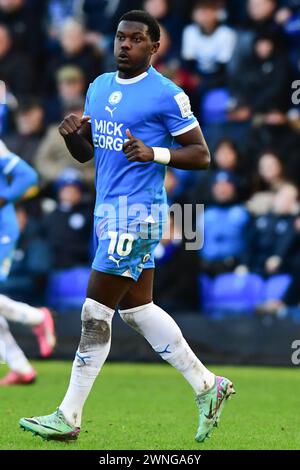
[
  {"left": 123, "top": 86, "right": 210, "bottom": 170},
  {"left": 0, "top": 142, "right": 38, "bottom": 207},
  {"left": 123, "top": 125, "right": 210, "bottom": 170},
  {"left": 169, "top": 125, "right": 210, "bottom": 170}
]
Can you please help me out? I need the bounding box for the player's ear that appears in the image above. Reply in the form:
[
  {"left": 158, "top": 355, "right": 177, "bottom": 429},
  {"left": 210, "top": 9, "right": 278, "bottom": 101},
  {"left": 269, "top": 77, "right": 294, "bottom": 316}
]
[{"left": 151, "top": 41, "right": 160, "bottom": 55}]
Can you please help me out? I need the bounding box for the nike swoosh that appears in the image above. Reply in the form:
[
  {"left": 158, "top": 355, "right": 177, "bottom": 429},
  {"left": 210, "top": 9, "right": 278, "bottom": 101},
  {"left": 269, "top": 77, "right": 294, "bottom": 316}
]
[
  {"left": 205, "top": 394, "right": 225, "bottom": 420},
  {"left": 37, "top": 424, "right": 63, "bottom": 431},
  {"left": 204, "top": 399, "right": 215, "bottom": 420}
]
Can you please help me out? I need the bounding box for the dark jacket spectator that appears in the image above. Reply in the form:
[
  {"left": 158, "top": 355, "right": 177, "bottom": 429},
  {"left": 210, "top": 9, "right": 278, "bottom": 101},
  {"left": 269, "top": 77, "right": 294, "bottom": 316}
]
[
  {"left": 43, "top": 169, "right": 93, "bottom": 269},
  {"left": 229, "top": 33, "right": 290, "bottom": 115},
  {"left": 3, "top": 98, "right": 45, "bottom": 166},
  {"left": 228, "top": 0, "right": 283, "bottom": 73},
  {"left": 189, "top": 138, "right": 251, "bottom": 205},
  {"left": 44, "top": 18, "right": 103, "bottom": 95},
  {"left": 0, "top": 0, "right": 45, "bottom": 61},
  {"left": 242, "top": 184, "right": 299, "bottom": 275},
  {"left": 35, "top": 100, "right": 94, "bottom": 187},
  {"left": 0, "top": 24, "right": 34, "bottom": 97},
  {"left": 245, "top": 113, "right": 300, "bottom": 184},
  {"left": 44, "top": 65, "right": 86, "bottom": 124}
]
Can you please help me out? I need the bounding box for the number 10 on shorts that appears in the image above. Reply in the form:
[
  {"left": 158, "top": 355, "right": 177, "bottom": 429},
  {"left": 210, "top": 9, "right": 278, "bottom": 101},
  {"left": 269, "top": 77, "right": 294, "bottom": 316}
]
[{"left": 108, "top": 231, "right": 134, "bottom": 257}]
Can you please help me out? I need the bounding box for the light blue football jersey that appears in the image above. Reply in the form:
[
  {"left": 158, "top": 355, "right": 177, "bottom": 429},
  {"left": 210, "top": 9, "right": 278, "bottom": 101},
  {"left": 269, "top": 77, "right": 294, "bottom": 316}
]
[
  {"left": 0, "top": 147, "right": 38, "bottom": 281},
  {"left": 0, "top": 152, "right": 21, "bottom": 241},
  {"left": 0, "top": 149, "right": 38, "bottom": 241},
  {"left": 84, "top": 65, "right": 199, "bottom": 222}
]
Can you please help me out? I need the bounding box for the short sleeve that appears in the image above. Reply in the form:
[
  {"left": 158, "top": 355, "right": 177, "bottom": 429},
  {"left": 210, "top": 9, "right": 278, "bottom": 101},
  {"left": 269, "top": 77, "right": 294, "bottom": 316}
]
[
  {"left": 83, "top": 83, "right": 93, "bottom": 121},
  {"left": 160, "top": 85, "right": 199, "bottom": 137}
]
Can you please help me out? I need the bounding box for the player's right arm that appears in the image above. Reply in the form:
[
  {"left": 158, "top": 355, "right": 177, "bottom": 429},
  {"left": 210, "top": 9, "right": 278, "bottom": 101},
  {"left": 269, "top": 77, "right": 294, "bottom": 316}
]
[
  {"left": 58, "top": 114, "right": 94, "bottom": 163},
  {"left": 59, "top": 80, "right": 96, "bottom": 163}
]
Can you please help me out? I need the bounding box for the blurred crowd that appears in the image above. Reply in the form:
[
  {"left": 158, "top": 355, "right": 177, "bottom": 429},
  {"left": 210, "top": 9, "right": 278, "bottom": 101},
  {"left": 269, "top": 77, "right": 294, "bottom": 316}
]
[{"left": 1, "top": 0, "right": 300, "bottom": 316}]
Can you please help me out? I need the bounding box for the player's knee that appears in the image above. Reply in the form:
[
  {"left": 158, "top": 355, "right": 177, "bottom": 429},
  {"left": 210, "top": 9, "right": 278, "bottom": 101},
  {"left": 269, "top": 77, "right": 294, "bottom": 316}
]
[
  {"left": 79, "top": 298, "right": 114, "bottom": 350},
  {"left": 119, "top": 302, "right": 153, "bottom": 334}
]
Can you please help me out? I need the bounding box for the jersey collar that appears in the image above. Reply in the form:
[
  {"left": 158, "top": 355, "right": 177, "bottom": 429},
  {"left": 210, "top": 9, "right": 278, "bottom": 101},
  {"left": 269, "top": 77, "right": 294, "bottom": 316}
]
[{"left": 115, "top": 68, "right": 150, "bottom": 84}]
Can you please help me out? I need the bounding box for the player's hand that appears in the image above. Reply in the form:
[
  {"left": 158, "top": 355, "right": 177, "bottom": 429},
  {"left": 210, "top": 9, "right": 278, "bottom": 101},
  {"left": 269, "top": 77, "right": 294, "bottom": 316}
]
[
  {"left": 123, "top": 129, "right": 154, "bottom": 163},
  {"left": 58, "top": 114, "right": 91, "bottom": 137}
]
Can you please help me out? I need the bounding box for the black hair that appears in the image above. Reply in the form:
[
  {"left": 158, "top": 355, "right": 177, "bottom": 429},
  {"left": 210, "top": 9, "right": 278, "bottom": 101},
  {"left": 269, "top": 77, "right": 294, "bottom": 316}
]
[
  {"left": 119, "top": 10, "right": 160, "bottom": 42},
  {"left": 16, "top": 96, "right": 43, "bottom": 113},
  {"left": 193, "top": 0, "right": 222, "bottom": 9}
]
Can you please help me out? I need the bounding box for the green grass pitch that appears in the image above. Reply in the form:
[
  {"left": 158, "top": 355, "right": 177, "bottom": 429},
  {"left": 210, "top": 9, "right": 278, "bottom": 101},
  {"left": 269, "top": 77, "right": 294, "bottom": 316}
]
[{"left": 1, "top": 361, "right": 299, "bottom": 450}]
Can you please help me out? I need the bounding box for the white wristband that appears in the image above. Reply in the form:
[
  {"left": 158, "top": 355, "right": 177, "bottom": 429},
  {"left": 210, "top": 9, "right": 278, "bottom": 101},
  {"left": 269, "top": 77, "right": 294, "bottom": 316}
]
[{"left": 152, "top": 147, "right": 171, "bottom": 165}]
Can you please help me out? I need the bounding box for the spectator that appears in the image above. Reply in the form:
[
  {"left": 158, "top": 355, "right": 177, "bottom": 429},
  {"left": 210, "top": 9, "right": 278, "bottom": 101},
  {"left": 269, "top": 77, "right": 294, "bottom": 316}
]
[
  {"left": 0, "top": 202, "right": 51, "bottom": 304},
  {"left": 246, "top": 0, "right": 278, "bottom": 32},
  {"left": 228, "top": 0, "right": 285, "bottom": 88},
  {"left": 0, "top": 23, "right": 34, "bottom": 97},
  {"left": 198, "top": 170, "right": 249, "bottom": 275},
  {"left": 144, "top": 0, "right": 183, "bottom": 53},
  {"left": 0, "top": 0, "right": 45, "bottom": 62},
  {"left": 45, "top": 65, "right": 86, "bottom": 124},
  {"left": 228, "top": 32, "right": 290, "bottom": 121},
  {"left": 3, "top": 97, "right": 45, "bottom": 165},
  {"left": 190, "top": 138, "right": 250, "bottom": 204},
  {"left": 35, "top": 99, "right": 95, "bottom": 187},
  {"left": 43, "top": 168, "right": 93, "bottom": 269},
  {"left": 247, "top": 151, "right": 286, "bottom": 215},
  {"left": 242, "top": 183, "right": 299, "bottom": 275},
  {"left": 46, "top": 0, "right": 83, "bottom": 46},
  {"left": 245, "top": 110, "right": 300, "bottom": 181},
  {"left": 181, "top": 0, "right": 236, "bottom": 88},
  {"left": 44, "top": 18, "right": 103, "bottom": 95},
  {"left": 275, "top": 2, "right": 300, "bottom": 73}
]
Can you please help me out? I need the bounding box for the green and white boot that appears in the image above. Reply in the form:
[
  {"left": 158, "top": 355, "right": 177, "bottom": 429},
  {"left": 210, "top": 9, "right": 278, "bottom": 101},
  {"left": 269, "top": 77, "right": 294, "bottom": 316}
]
[
  {"left": 19, "top": 409, "right": 80, "bottom": 441},
  {"left": 195, "top": 376, "right": 235, "bottom": 443}
]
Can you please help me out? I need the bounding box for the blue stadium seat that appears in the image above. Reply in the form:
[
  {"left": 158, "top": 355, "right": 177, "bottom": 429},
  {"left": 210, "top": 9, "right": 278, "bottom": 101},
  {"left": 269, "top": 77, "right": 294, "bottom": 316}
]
[
  {"left": 198, "top": 275, "right": 214, "bottom": 311},
  {"left": 201, "top": 88, "right": 229, "bottom": 125},
  {"left": 263, "top": 274, "right": 292, "bottom": 302},
  {"left": 200, "top": 273, "right": 265, "bottom": 316},
  {"left": 46, "top": 267, "right": 90, "bottom": 312}
]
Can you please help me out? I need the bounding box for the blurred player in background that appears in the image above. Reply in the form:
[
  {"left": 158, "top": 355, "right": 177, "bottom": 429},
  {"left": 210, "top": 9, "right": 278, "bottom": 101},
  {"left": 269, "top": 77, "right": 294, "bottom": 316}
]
[
  {"left": 20, "top": 10, "right": 234, "bottom": 443},
  {"left": 0, "top": 140, "right": 56, "bottom": 386}
]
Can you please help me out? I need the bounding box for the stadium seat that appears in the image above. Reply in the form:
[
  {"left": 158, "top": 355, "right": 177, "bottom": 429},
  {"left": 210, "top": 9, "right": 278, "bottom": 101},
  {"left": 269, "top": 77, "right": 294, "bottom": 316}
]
[
  {"left": 263, "top": 274, "right": 292, "bottom": 302},
  {"left": 46, "top": 267, "right": 90, "bottom": 312},
  {"left": 200, "top": 273, "right": 265, "bottom": 316},
  {"left": 201, "top": 88, "right": 230, "bottom": 125},
  {"left": 198, "top": 275, "right": 214, "bottom": 311}
]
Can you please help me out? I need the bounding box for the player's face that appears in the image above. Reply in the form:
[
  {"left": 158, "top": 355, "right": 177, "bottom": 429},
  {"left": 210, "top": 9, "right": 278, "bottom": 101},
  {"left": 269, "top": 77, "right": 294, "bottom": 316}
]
[{"left": 114, "top": 21, "right": 159, "bottom": 77}]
